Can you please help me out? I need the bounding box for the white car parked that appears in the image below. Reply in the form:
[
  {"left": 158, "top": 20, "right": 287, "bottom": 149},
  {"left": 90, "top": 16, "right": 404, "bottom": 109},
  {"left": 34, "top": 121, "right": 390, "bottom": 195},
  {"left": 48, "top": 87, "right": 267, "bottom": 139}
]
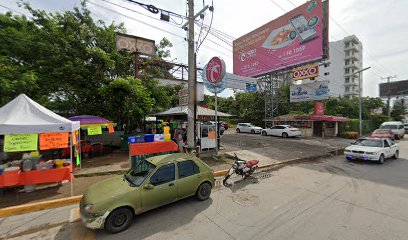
[
  {"left": 380, "top": 121, "right": 405, "bottom": 139},
  {"left": 236, "top": 123, "right": 262, "bottom": 134},
  {"left": 344, "top": 138, "right": 399, "bottom": 164},
  {"left": 261, "top": 125, "right": 302, "bottom": 138}
]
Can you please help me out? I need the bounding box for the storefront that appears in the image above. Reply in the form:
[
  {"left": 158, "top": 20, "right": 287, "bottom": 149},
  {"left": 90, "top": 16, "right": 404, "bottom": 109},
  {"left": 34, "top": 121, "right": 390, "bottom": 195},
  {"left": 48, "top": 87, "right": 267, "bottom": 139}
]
[{"left": 267, "top": 114, "right": 348, "bottom": 137}]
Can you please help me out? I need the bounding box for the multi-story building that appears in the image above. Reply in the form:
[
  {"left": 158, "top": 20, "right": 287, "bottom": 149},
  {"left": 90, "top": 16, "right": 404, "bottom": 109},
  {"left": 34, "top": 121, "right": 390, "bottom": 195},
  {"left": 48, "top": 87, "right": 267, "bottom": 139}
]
[{"left": 317, "top": 35, "right": 363, "bottom": 99}]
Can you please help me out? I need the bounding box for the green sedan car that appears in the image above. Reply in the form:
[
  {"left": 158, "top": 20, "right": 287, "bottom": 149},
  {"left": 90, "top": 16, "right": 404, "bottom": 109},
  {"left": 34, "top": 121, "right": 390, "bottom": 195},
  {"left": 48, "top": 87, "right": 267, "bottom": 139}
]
[{"left": 80, "top": 153, "right": 215, "bottom": 233}]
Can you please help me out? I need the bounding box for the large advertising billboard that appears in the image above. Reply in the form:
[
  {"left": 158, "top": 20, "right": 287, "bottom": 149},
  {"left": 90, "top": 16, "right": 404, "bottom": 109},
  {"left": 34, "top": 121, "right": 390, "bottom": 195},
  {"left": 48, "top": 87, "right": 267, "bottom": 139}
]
[
  {"left": 233, "top": 0, "right": 324, "bottom": 77},
  {"left": 379, "top": 80, "right": 408, "bottom": 98},
  {"left": 290, "top": 81, "right": 329, "bottom": 102}
]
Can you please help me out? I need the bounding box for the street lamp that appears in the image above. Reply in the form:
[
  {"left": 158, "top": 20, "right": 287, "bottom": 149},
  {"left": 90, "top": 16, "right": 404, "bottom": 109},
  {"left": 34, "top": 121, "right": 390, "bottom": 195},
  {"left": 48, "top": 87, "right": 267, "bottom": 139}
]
[{"left": 353, "top": 67, "right": 371, "bottom": 136}]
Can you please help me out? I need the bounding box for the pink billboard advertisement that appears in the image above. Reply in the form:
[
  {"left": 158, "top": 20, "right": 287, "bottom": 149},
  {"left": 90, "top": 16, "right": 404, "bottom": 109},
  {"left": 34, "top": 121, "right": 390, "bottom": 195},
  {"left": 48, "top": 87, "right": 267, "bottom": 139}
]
[{"left": 233, "top": 0, "right": 324, "bottom": 77}]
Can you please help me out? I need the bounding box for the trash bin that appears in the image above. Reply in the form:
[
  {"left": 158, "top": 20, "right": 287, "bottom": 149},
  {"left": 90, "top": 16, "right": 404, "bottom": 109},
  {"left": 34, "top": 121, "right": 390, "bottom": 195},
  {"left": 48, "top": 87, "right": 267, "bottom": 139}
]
[{"left": 120, "top": 135, "right": 131, "bottom": 151}]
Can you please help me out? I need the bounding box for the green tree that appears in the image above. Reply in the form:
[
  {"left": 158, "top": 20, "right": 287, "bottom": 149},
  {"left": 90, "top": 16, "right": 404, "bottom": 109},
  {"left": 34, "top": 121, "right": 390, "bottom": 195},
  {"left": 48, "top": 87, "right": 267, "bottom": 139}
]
[{"left": 391, "top": 100, "right": 406, "bottom": 121}]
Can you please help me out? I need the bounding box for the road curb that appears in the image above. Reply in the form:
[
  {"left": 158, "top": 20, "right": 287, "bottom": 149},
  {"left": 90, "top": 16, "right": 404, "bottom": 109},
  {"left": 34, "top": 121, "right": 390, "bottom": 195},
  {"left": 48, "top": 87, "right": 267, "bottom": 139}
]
[
  {"left": 0, "top": 152, "right": 333, "bottom": 218},
  {"left": 0, "top": 195, "right": 82, "bottom": 218}
]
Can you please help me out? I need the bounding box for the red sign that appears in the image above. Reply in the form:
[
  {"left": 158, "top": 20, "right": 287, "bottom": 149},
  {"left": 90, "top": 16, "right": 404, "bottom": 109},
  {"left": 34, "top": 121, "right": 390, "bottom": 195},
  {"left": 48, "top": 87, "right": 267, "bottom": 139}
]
[
  {"left": 292, "top": 64, "right": 319, "bottom": 80},
  {"left": 233, "top": 1, "right": 324, "bottom": 77},
  {"left": 205, "top": 57, "right": 226, "bottom": 84},
  {"left": 314, "top": 102, "right": 325, "bottom": 116}
]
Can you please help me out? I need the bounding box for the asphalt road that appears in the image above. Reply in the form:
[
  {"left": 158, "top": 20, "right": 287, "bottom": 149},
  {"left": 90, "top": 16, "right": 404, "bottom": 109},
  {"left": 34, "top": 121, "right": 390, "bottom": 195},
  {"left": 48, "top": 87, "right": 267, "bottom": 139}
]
[{"left": 95, "top": 138, "right": 408, "bottom": 240}]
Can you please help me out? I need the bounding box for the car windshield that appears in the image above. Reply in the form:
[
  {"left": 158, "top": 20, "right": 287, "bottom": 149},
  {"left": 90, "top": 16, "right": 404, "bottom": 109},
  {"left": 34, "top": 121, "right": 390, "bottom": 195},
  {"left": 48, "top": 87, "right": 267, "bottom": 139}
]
[
  {"left": 356, "top": 139, "right": 382, "bottom": 147},
  {"left": 380, "top": 125, "right": 397, "bottom": 129},
  {"left": 373, "top": 129, "right": 391, "bottom": 134},
  {"left": 124, "top": 160, "right": 156, "bottom": 187}
]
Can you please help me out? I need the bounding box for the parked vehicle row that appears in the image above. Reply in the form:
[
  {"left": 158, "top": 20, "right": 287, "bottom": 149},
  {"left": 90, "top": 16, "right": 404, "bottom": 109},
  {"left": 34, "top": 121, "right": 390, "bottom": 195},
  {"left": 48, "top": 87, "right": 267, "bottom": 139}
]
[
  {"left": 379, "top": 121, "right": 405, "bottom": 139},
  {"left": 236, "top": 123, "right": 301, "bottom": 138}
]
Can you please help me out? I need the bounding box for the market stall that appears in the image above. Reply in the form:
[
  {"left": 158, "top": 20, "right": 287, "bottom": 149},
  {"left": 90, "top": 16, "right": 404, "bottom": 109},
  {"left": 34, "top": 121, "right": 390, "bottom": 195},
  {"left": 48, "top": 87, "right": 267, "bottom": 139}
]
[
  {"left": 155, "top": 106, "right": 232, "bottom": 150},
  {"left": 0, "top": 94, "right": 80, "bottom": 195},
  {"left": 68, "top": 115, "right": 115, "bottom": 158}
]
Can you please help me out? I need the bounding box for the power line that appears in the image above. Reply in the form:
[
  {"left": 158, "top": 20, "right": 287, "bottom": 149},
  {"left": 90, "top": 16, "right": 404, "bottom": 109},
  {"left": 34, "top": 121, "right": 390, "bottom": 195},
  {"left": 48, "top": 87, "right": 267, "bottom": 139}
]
[{"left": 0, "top": 4, "right": 25, "bottom": 15}]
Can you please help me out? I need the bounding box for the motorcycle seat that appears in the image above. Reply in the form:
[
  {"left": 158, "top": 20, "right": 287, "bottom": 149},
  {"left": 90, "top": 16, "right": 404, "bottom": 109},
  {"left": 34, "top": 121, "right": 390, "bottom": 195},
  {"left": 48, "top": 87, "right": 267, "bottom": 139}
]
[{"left": 246, "top": 160, "right": 259, "bottom": 168}]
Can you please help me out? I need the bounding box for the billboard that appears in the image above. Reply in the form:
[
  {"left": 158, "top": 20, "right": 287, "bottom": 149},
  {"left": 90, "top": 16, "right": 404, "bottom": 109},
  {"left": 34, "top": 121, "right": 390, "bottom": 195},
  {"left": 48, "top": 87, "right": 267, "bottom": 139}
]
[
  {"left": 116, "top": 33, "right": 155, "bottom": 55},
  {"left": 290, "top": 81, "right": 329, "bottom": 102},
  {"left": 292, "top": 63, "right": 319, "bottom": 80},
  {"left": 233, "top": 0, "right": 324, "bottom": 77},
  {"left": 379, "top": 80, "right": 408, "bottom": 98}
]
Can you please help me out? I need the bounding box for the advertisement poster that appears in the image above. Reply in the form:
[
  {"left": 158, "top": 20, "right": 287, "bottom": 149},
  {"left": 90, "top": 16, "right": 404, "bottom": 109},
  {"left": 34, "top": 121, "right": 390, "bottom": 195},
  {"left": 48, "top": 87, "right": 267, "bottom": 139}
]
[
  {"left": 290, "top": 81, "right": 329, "bottom": 102},
  {"left": 233, "top": 0, "right": 323, "bottom": 77}
]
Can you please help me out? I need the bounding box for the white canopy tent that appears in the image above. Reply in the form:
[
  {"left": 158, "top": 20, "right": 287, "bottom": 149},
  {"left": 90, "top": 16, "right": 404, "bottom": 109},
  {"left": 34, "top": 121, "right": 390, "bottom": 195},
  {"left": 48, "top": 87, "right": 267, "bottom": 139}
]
[
  {"left": 0, "top": 94, "right": 80, "bottom": 134},
  {"left": 0, "top": 94, "right": 80, "bottom": 196}
]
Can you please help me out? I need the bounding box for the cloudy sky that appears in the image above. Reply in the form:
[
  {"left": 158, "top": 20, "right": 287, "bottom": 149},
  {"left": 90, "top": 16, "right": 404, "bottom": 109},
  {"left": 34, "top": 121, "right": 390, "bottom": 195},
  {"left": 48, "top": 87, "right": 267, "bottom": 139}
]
[{"left": 1, "top": 0, "right": 407, "bottom": 98}]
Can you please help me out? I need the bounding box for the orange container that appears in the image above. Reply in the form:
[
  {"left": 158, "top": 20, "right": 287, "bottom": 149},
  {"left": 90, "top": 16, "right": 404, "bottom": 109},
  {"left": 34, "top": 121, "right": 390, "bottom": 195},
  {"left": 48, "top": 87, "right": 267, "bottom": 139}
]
[{"left": 164, "top": 127, "right": 170, "bottom": 134}]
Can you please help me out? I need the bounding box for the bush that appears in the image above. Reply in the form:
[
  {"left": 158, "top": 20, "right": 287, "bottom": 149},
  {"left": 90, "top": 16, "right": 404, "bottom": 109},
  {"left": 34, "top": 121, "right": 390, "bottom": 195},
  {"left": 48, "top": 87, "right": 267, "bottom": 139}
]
[{"left": 339, "top": 131, "right": 359, "bottom": 139}]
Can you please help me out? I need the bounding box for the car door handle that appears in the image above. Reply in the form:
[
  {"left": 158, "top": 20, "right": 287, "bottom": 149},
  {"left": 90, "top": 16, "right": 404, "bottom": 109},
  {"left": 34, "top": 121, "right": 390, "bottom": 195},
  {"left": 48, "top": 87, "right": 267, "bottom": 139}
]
[{"left": 169, "top": 183, "right": 175, "bottom": 187}]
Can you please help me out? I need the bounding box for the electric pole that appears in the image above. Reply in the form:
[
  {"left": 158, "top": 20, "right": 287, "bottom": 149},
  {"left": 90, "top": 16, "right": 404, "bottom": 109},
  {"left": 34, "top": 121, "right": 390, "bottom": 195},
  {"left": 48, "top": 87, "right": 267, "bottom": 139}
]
[
  {"left": 382, "top": 75, "right": 397, "bottom": 120},
  {"left": 187, "top": 0, "right": 195, "bottom": 148}
]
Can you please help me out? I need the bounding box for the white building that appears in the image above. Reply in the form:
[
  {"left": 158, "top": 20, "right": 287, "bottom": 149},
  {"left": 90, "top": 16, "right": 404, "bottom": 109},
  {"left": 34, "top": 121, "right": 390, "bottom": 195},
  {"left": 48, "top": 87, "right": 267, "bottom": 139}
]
[{"left": 317, "top": 35, "right": 363, "bottom": 99}]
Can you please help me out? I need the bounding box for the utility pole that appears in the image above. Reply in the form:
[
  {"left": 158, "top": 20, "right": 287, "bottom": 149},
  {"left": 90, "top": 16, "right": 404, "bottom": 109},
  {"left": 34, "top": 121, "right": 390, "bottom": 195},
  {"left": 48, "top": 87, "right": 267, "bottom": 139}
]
[
  {"left": 187, "top": 0, "right": 195, "bottom": 148},
  {"left": 381, "top": 75, "right": 397, "bottom": 120},
  {"left": 185, "top": 1, "right": 209, "bottom": 149}
]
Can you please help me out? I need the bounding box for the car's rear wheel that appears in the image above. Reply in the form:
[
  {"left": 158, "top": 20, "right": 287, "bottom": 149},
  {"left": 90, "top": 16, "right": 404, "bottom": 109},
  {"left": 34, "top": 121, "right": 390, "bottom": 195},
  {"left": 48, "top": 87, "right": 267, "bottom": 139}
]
[
  {"left": 251, "top": 129, "right": 255, "bottom": 134},
  {"left": 196, "top": 182, "right": 212, "bottom": 201},
  {"left": 105, "top": 207, "right": 134, "bottom": 233},
  {"left": 378, "top": 154, "right": 385, "bottom": 164},
  {"left": 236, "top": 128, "right": 240, "bottom": 133},
  {"left": 393, "top": 150, "right": 399, "bottom": 159},
  {"left": 395, "top": 135, "right": 400, "bottom": 140},
  {"left": 262, "top": 131, "right": 267, "bottom": 136},
  {"left": 282, "top": 132, "right": 288, "bottom": 138}
]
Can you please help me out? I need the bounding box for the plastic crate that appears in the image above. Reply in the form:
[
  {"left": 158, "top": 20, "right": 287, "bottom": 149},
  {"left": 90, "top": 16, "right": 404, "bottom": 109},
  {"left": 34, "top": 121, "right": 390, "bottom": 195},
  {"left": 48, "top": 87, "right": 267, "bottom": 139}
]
[
  {"left": 128, "top": 136, "right": 137, "bottom": 144},
  {"left": 144, "top": 134, "right": 154, "bottom": 142}
]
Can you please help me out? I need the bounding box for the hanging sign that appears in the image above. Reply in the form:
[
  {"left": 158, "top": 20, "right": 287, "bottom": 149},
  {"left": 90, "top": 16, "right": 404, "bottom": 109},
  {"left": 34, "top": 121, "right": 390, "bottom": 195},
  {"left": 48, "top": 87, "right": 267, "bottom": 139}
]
[
  {"left": 4, "top": 134, "right": 38, "bottom": 152},
  {"left": 39, "top": 132, "right": 69, "bottom": 150},
  {"left": 108, "top": 124, "right": 115, "bottom": 134},
  {"left": 87, "top": 126, "right": 102, "bottom": 135}
]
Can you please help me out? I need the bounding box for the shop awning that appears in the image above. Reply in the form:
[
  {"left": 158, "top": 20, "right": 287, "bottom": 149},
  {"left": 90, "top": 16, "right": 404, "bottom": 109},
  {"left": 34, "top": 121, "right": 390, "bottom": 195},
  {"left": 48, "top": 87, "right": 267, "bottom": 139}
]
[
  {"left": 0, "top": 94, "right": 80, "bottom": 134},
  {"left": 310, "top": 115, "right": 349, "bottom": 122},
  {"left": 156, "top": 106, "right": 232, "bottom": 117},
  {"left": 68, "top": 115, "right": 113, "bottom": 127}
]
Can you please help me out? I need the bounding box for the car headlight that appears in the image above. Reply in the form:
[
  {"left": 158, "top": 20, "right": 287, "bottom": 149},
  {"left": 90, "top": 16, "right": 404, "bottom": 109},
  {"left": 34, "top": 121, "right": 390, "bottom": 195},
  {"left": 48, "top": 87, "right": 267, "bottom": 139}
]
[{"left": 84, "top": 204, "right": 94, "bottom": 213}]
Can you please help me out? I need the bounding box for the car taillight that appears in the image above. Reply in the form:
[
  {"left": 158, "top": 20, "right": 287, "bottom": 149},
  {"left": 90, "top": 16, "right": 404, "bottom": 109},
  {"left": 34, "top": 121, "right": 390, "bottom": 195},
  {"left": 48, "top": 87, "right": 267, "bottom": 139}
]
[{"left": 290, "top": 129, "right": 297, "bottom": 132}]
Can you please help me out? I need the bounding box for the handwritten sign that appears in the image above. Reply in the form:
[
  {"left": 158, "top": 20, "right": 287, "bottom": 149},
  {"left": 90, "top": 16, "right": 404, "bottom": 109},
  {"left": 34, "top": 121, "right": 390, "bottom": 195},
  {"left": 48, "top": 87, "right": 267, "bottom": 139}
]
[
  {"left": 108, "top": 124, "right": 114, "bottom": 134},
  {"left": 4, "top": 134, "right": 38, "bottom": 152},
  {"left": 39, "top": 132, "right": 69, "bottom": 150},
  {"left": 87, "top": 126, "right": 102, "bottom": 135}
]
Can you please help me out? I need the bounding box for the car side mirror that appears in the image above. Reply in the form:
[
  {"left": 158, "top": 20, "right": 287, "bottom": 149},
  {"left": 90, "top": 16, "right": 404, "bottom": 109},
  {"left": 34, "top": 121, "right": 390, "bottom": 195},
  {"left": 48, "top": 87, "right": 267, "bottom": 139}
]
[
  {"left": 350, "top": 141, "right": 355, "bottom": 145},
  {"left": 144, "top": 183, "right": 154, "bottom": 190}
]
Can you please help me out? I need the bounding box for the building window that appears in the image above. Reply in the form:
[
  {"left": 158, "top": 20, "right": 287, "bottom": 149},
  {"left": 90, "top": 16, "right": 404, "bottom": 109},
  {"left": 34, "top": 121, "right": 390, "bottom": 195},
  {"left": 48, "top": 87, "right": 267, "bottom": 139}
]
[
  {"left": 345, "top": 69, "right": 350, "bottom": 74},
  {"left": 345, "top": 87, "right": 350, "bottom": 92},
  {"left": 345, "top": 77, "right": 350, "bottom": 83},
  {"left": 345, "top": 60, "right": 350, "bottom": 65},
  {"left": 324, "top": 72, "right": 329, "bottom": 76},
  {"left": 345, "top": 42, "right": 350, "bottom": 48}
]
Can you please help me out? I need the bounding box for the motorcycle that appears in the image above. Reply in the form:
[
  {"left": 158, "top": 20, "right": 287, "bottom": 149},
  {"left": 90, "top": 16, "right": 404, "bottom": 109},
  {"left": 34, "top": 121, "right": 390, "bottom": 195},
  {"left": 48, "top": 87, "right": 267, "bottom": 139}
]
[{"left": 223, "top": 153, "right": 259, "bottom": 186}]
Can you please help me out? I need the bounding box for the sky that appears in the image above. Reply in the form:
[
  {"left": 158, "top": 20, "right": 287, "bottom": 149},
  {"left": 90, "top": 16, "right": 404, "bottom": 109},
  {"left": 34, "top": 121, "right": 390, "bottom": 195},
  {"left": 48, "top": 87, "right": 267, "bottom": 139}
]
[{"left": 1, "top": 0, "right": 407, "bottom": 98}]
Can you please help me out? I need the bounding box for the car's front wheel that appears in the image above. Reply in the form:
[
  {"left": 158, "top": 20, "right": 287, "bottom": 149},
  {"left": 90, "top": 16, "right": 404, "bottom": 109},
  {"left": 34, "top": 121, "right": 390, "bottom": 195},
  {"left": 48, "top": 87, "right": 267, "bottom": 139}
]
[
  {"left": 196, "top": 182, "right": 212, "bottom": 201},
  {"left": 236, "top": 128, "right": 240, "bottom": 133},
  {"left": 105, "top": 207, "right": 134, "bottom": 233},
  {"left": 378, "top": 154, "right": 385, "bottom": 164},
  {"left": 251, "top": 129, "right": 255, "bottom": 134}
]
